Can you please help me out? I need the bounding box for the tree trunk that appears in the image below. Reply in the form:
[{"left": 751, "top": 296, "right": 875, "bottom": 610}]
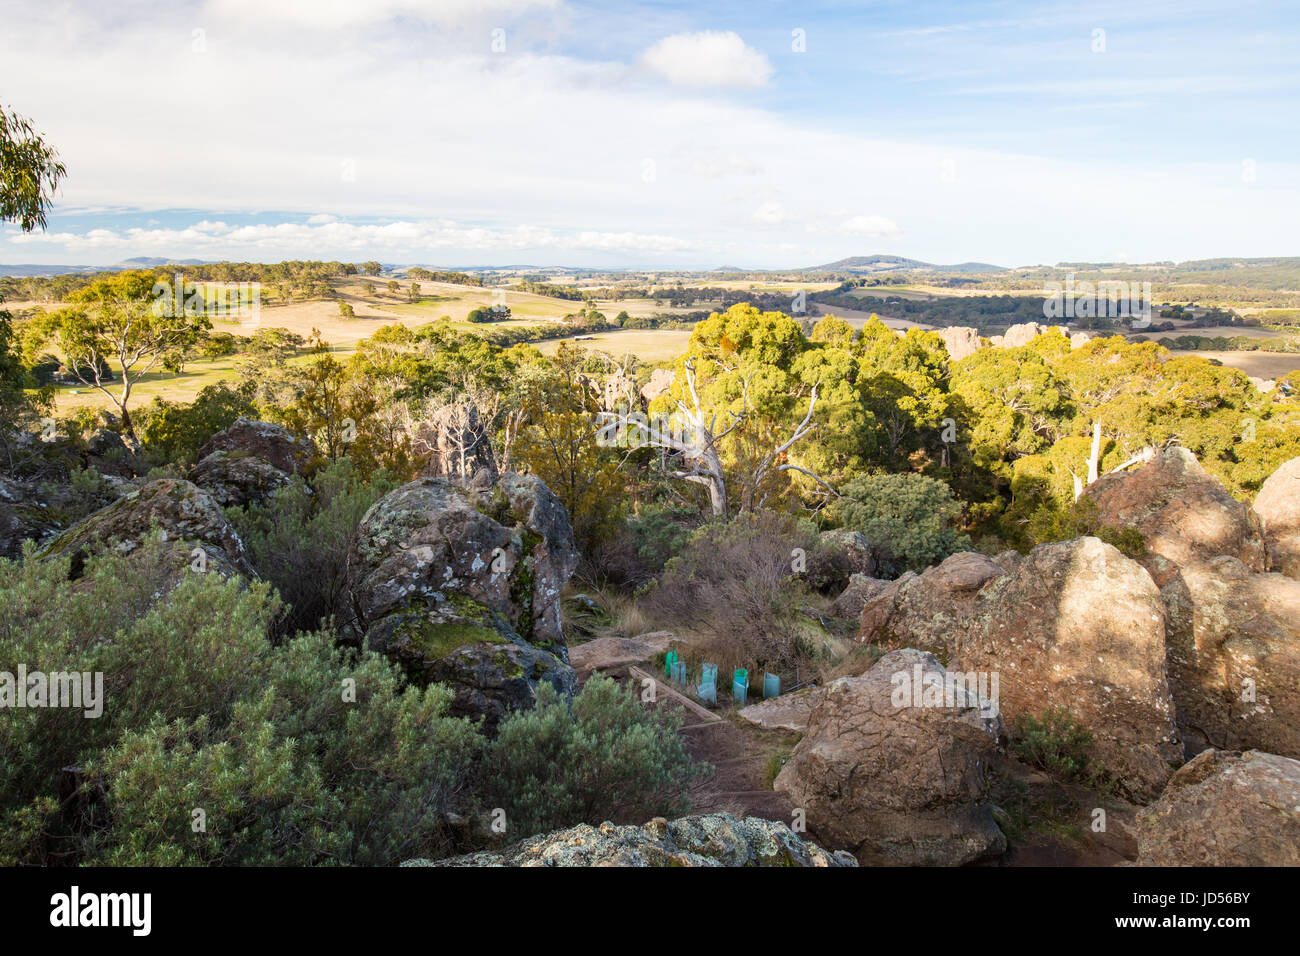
[{"left": 1087, "top": 421, "right": 1102, "bottom": 485}]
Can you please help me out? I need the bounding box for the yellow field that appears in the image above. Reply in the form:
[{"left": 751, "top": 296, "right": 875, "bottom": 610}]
[
  {"left": 535, "top": 329, "right": 693, "bottom": 363},
  {"left": 1187, "top": 350, "right": 1300, "bottom": 379},
  {"left": 38, "top": 278, "right": 705, "bottom": 412}
]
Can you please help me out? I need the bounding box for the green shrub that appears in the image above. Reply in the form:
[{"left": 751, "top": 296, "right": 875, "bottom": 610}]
[
  {"left": 137, "top": 382, "right": 257, "bottom": 465},
  {"left": 1026, "top": 495, "right": 1146, "bottom": 558},
  {"left": 629, "top": 504, "right": 695, "bottom": 575},
  {"left": 1012, "top": 708, "right": 1096, "bottom": 784},
  {"left": 226, "top": 458, "right": 400, "bottom": 636},
  {"left": 827, "top": 473, "right": 971, "bottom": 576},
  {"left": 478, "top": 675, "right": 707, "bottom": 840},
  {"left": 81, "top": 633, "right": 481, "bottom": 866},
  {"left": 0, "top": 539, "right": 283, "bottom": 862},
  {"left": 0, "top": 541, "right": 482, "bottom": 866}
]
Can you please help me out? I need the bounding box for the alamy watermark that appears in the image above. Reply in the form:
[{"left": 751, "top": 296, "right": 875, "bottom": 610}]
[
  {"left": 890, "top": 662, "right": 999, "bottom": 718},
  {"left": 151, "top": 272, "right": 261, "bottom": 325},
  {"left": 595, "top": 405, "right": 704, "bottom": 454},
  {"left": 0, "top": 666, "right": 104, "bottom": 718}
]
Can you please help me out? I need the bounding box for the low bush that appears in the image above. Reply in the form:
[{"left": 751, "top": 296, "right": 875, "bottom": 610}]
[
  {"left": 826, "top": 473, "right": 972, "bottom": 576},
  {"left": 1026, "top": 495, "right": 1146, "bottom": 558},
  {"left": 1012, "top": 707, "right": 1097, "bottom": 785},
  {"left": 226, "top": 458, "right": 400, "bottom": 636},
  {"left": 0, "top": 540, "right": 481, "bottom": 866},
  {"left": 644, "top": 510, "right": 826, "bottom": 675},
  {"left": 477, "top": 675, "right": 707, "bottom": 840}
]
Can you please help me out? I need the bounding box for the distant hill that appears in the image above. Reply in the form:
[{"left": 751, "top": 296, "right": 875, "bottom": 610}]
[
  {"left": 115, "top": 256, "right": 211, "bottom": 268},
  {"left": 0, "top": 257, "right": 211, "bottom": 278},
  {"left": 0, "top": 263, "right": 105, "bottom": 278},
  {"left": 808, "top": 255, "right": 1007, "bottom": 274}
]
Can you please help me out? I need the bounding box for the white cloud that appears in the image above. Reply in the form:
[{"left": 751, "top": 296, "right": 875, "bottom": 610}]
[
  {"left": 691, "top": 155, "right": 762, "bottom": 179},
  {"left": 1, "top": 5, "right": 1296, "bottom": 267},
  {"left": 840, "top": 215, "right": 902, "bottom": 237},
  {"left": 6, "top": 218, "right": 712, "bottom": 259},
  {"left": 203, "top": 0, "right": 562, "bottom": 30},
  {"left": 752, "top": 202, "right": 790, "bottom": 225},
  {"left": 642, "top": 31, "right": 773, "bottom": 88}
]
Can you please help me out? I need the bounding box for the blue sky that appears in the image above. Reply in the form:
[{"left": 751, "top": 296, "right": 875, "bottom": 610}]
[{"left": 1, "top": 0, "right": 1297, "bottom": 268}]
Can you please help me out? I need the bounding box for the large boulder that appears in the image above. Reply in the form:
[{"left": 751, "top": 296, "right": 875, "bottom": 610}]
[
  {"left": 1085, "top": 445, "right": 1267, "bottom": 582},
  {"left": 1254, "top": 456, "right": 1300, "bottom": 578},
  {"left": 774, "top": 649, "right": 1006, "bottom": 866},
  {"left": 737, "top": 686, "right": 825, "bottom": 733},
  {"left": 350, "top": 473, "right": 579, "bottom": 727},
  {"left": 959, "top": 537, "right": 1181, "bottom": 800},
  {"left": 640, "top": 367, "right": 675, "bottom": 404},
  {"left": 86, "top": 427, "right": 127, "bottom": 458},
  {"left": 1161, "top": 557, "right": 1300, "bottom": 759},
  {"left": 195, "top": 417, "right": 317, "bottom": 476},
  {"left": 407, "top": 813, "right": 856, "bottom": 867},
  {"left": 829, "top": 573, "right": 892, "bottom": 619},
  {"left": 858, "top": 551, "right": 1005, "bottom": 657},
  {"left": 996, "top": 322, "right": 1064, "bottom": 349},
  {"left": 1136, "top": 749, "right": 1300, "bottom": 866},
  {"left": 37, "top": 478, "right": 255, "bottom": 578},
  {"left": 938, "top": 326, "right": 983, "bottom": 362},
  {"left": 189, "top": 449, "right": 297, "bottom": 507},
  {"left": 413, "top": 403, "right": 499, "bottom": 488}
]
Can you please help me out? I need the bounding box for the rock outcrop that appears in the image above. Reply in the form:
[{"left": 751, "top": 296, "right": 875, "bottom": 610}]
[
  {"left": 1137, "top": 749, "right": 1300, "bottom": 866},
  {"left": 859, "top": 551, "right": 1004, "bottom": 657},
  {"left": 1085, "top": 445, "right": 1267, "bottom": 582},
  {"left": 407, "top": 813, "right": 856, "bottom": 867},
  {"left": 938, "top": 326, "right": 983, "bottom": 362},
  {"left": 1254, "top": 456, "right": 1300, "bottom": 578},
  {"left": 0, "top": 476, "right": 61, "bottom": 561},
  {"left": 640, "top": 367, "right": 675, "bottom": 404},
  {"left": 737, "top": 687, "right": 825, "bottom": 733},
  {"left": 38, "top": 478, "right": 255, "bottom": 578},
  {"left": 958, "top": 537, "right": 1181, "bottom": 800},
  {"left": 989, "top": 323, "right": 1066, "bottom": 349},
  {"left": 189, "top": 449, "right": 297, "bottom": 507},
  {"left": 350, "top": 473, "right": 579, "bottom": 727},
  {"left": 188, "top": 418, "right": 318, "bottom": 508},
  {"left": 774, "top": 649, "right": 1006, "bottom": 866},
  {"left": 857, "top": 540, "right": 1181, "bottom": 800},
  {"left": 195, "top": 417, "right": 317, "bottom": 477},
  {"left": 1161, "top": 557, "right": 1300, "bottom": 758},
  {"left": 829, "top": 573, "right": 891, "bottom": 619}
]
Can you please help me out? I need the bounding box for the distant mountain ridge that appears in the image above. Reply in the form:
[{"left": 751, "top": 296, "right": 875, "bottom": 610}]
[
  {"left": 809, "top": 255, "right": 1007, "bottom": 274},
  {"left": 0, "top": 257, "right": 212, "bottom": 278}
]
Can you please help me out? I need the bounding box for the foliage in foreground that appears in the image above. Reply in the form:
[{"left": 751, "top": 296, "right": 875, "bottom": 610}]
[
  {"left": 478, "top": 675, "right": 707, "bottom": 839},
  {"left": 0, "top": 540, "right": 703, "bottom": 865}
]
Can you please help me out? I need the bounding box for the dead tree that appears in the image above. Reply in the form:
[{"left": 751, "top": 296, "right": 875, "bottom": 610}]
[{"left": 599, "top": 359, "right": 832, "bottom": 517}]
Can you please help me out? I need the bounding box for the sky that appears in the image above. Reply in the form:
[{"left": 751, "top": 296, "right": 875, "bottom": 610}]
[{"left": 1, "top": 0, "right": 1297, "bottom": 269}]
